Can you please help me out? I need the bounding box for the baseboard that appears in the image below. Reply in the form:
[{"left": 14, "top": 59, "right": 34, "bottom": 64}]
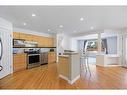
[
  {"left": 96, "top": 64, "right": 121, "bottom": 67},
  {"left": 59, "top": 74, "right": 80, "bottom": 84},
  {"left": 59, "top": 74, "right": 69, "bottom": 81},
  {"left": 68, "top": 75, "right": 80, "bottom": 84},
  {"left": 105, "top": 64, "right": 122, "bottom": 67}
]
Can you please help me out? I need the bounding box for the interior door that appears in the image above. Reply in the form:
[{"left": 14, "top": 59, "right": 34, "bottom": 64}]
[
  {"left": 122, "top": 34, "right": 127, "bottom": 67},
  {"left": 0, "top": 29, "right": 12, "bottom": 79}
]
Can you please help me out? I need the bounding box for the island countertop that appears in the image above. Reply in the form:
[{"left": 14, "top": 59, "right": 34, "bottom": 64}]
[
  {"left": 58, "top": 52, "right": 79, "bottom": 58},
  {"left": 63, "top": 52, "right": 79, "bottom": 55},
  {"left": 58, "top": 55, "right": 69, "bottom": 58}
]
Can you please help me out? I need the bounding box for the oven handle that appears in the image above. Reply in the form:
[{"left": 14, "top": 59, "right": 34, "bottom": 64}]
[{"left": 28, "top": 54, "right": 40, "bottom": 56}]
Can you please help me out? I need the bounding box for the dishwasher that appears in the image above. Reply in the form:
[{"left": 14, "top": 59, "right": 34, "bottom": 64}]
[{"left": 41, "top": 52, "right": 48, "bottom": 65}]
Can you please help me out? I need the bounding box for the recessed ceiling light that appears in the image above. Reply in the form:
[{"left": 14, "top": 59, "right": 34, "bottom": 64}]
[
  {"left": 23, "top": 22, "right": 27, "bottom": 26},
  {"left": 48, "top": 29, "right": 51, "bottom": 31},
  {"left": 59, "top": 25, "right": 63, "bottom": 28},
  {"left": 32, "top": 13, "right": 36, "bottom": 17},
  {"left": 90, "top": 26, "right": 94, "bottom": 30},
  {"left": 80, "top": 17, "right": 84, "bottom": 21}
]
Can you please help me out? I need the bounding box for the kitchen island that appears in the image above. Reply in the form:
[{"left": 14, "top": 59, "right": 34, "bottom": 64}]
[
  {"left": 96, "top": 54, "right": 120, "bottom": 67},
  {"left": 58, "top": 52, "right": 80, "bottom": 84}
]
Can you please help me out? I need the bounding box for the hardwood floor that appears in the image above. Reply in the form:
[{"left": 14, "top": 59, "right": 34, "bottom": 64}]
[{"left": 1, "top": 63, "right": 127, "bottom": 89}]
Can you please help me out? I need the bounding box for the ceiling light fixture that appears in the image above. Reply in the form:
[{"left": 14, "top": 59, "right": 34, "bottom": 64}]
[
  {"left": 48, "top": 29, "right": 51, "bottom": 31},
  {"left": 32, "top": 13, "right": 36, "bottom": 17},
  {"left": 73, "top": 30, "right": 77, "bottom": 33},
  {"left": 80, "top": 17, "right": 84, "bottom": 21},
  {"left": 90, "top": 26, "right": 94, "bottom": 30},
  {"left": 23, "top": 22, "right": 27, "bottom": 26},
  {"left": 59, "top": 25, "right": 63, "bottom": 28}
]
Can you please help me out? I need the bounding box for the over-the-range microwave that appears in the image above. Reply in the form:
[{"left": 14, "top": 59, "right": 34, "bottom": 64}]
[{"left": 13, "top": 39, "right": 25, "bottom": 47}]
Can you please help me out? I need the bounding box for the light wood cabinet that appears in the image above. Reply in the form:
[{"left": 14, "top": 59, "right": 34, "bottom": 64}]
[
  {"left": 13, "top": 54, "right": 27, "bottom": 72},
  {"left": 49, "top": 38, "right": 54, "bottom": 47},
  {"left": 20, "top": 33, "right": 27, "bottom": 40},
  {"left": 13, "top": 32, "right": 55, "bottom": 47},
  {"left": 25, "top": 34, "right": 33, "bottom": 41},
  {"left": 37, "top": 36, "right": 43, "bottom": 47},
  {"left": 44, "top": 37, "right": 54, "bottom": 47},
  {"left": 44, "top": 37, "right": 49, "bottom": 47},
  {"left": 13, "top": 32, "right": 20, "bottom": 39},
  {"left": 59, "top": 57, "right": 69, "bottom": 78},
  {"left": 48, "top": 52, "right": 56, "bottom": 63},
  {"left": 32, "top": 35, "right": 39, "bottom": 42}
]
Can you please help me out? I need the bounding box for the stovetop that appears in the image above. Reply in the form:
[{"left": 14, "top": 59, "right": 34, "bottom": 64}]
[{"left": 24, "top": 51, "right": 40, "bottom": 54}]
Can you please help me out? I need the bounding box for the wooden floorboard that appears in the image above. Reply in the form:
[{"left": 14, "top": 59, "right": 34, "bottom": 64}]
[{"left": 1, "top": 63, "right": 127, "bottom": 89}]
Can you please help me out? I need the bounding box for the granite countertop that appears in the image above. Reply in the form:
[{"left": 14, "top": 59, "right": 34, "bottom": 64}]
[
  {"left": 59, "top": 52, "right": 79, "bottom": 58},
  {"left": 13, "top": 46, "right": 56, "bottom": 48},
  {"left": 96, "top": 54, "right": 120, "bottom": 57}
]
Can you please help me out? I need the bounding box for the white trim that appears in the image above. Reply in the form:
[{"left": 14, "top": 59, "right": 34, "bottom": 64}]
[
  {"left": 59, "top": 74, "right": 80, "bottom": 84},
  {"left": 68, "top": 75, "right": 80, "bottom": 84},
  {"left": 97, "top": 64, "right": 121, "bottom": 67},
  {"left": 59, "top": 74, "right": 69, "bottom": 81},
  {"left": 105, "top": 64, "right": 122, "bottom": 67}
]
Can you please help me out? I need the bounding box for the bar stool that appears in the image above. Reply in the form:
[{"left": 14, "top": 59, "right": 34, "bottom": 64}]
[{"left": 80, "top": 51, "right": 91, "bottom": 75}]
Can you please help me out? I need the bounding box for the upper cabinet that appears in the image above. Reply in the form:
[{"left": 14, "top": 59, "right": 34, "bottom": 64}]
[
  {"left": 25, "top": 34, "right": 34, "bottom": 41},
  {"left": 20, "top": 33, "right": 27, "bottom": 40},
  {"left": 13, "top": 32, "right": 20, "bottom": 39},
  {"left": 13, "top": 32, "right": 55, "bottom": 47}
]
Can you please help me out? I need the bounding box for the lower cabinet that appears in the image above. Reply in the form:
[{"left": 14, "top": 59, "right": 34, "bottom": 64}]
[
  {"left": 13, "top": 53, "right": 27, "bottom": 72},
  {"left": 13, "top": 52, "right": 56, "bottom": 72},
  {"left": 48, "top": 52, "right": 56, "bottom": 63}
]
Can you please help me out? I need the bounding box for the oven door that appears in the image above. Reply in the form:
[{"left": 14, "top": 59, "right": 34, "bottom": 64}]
[{"left": 28, "top": 54, "right": 40, "bottom": 65}]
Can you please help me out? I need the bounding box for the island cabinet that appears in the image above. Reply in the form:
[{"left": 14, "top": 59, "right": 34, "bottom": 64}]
[
  {"left": 58, "top": 53, "right": 80, "bottom": 84},
  {"left": 48, "top": 52, "right": 56, "bottom": 63},
  {"left": 59, "top": 56, "right": 69, "bottom": 78},
  {"left": 13, "top": 53, "right": 27, "bottom": 72}
]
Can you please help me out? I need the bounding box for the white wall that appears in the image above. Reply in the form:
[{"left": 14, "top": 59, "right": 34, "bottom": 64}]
[
  {"left": 55, "top": 29, "right": 127, "bottom": 66},
  {"left": 56, "top": 33, "right": 78, "bottom": 53},
  {"left": 56, "top": 33, "right": 78, "bottom": 62},
  {"left": 117, "top": 30, "right": 127, "bottom": 66},
  {"left": 106, "top": 36, "right": 117, "bottom": 54},
  {"left": 70, "top": 38, "right": 78, "bottom": 51},
  {"left": 57, "top": 33, "right": 71, "bottom": 53},
  {"left": 13, "top": 27, "right": 53, "bottom": 37},
  {"left": 0, "top": 17, "right": 13, "bottom": 78}
]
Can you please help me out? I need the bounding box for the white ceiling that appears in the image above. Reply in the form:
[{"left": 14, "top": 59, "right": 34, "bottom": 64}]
[{"left": 0, "top": 6, "right": 127, "bottom": 34}]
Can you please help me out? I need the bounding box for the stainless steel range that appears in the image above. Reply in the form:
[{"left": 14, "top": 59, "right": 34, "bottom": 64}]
[{"left": 25, "top": 49, "right": 41, "bottom": 69}]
